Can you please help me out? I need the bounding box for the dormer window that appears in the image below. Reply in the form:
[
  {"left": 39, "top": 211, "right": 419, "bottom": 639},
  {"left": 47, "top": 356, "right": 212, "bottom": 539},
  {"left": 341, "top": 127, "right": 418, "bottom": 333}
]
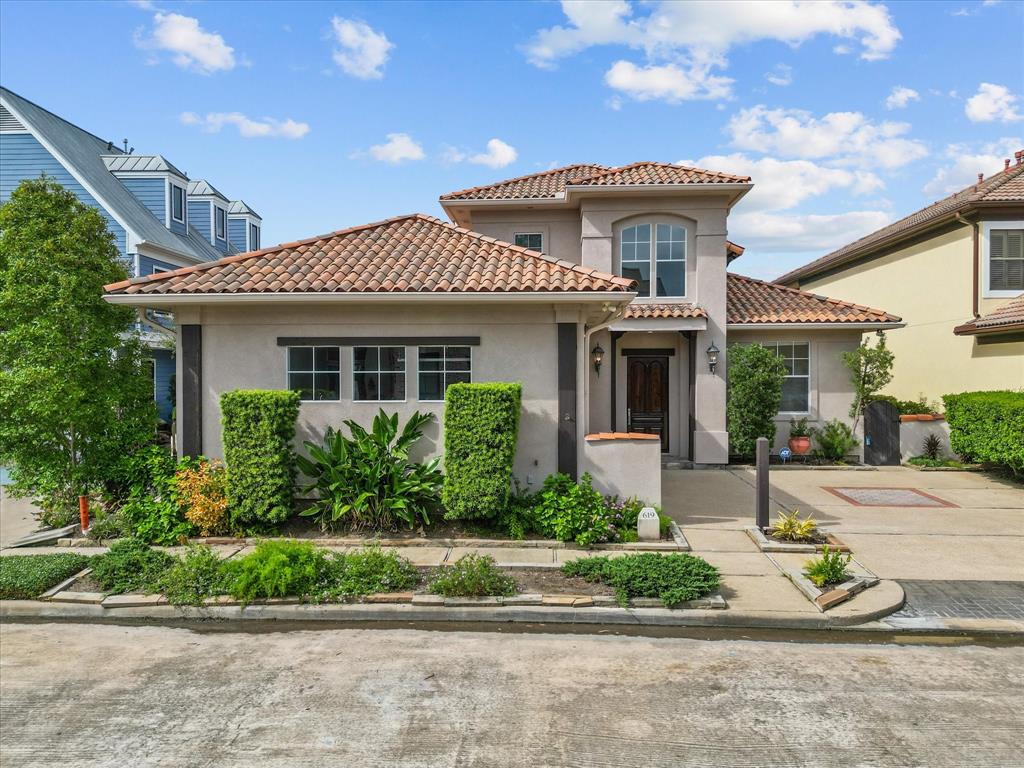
[
  {"left": 250, "top": 223, "right": 260, "bottom": 250},
  {"left": 620, "top": 222, "right": 687, "bottom": 298},
  {"left": 171, "top": 184, "right": 185, "bottom": 223},
  {"left": 215, "top": 207, "right": 226, "bottom": 240}
]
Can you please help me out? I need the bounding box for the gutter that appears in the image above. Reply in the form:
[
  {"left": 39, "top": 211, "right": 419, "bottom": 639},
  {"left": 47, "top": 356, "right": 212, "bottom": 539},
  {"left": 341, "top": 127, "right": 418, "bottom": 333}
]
[
  {"left": 727, "top": 322, "right": 905, "bottom": 330},
  {"left": 105, "top": 291, "right": 638, "bottom": 307},
  {"left": 136, "top": 308, "right": 175, "bottom": 339}
]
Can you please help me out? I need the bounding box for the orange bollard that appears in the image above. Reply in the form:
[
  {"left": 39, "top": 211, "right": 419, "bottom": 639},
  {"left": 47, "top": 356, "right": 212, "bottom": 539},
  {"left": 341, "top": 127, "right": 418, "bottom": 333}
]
[{"left": 79, "top": 495, "right": 89, "bottom": 531}]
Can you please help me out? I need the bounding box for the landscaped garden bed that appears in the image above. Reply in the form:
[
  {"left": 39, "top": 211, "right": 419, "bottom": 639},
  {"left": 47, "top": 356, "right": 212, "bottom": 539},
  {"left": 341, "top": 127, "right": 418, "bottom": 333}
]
[
  {"left": 768, "top": 547, "right": 879, "bottom": 612},
  {"left": 745, "top": 510, "right": 850, "bottom": 554}
]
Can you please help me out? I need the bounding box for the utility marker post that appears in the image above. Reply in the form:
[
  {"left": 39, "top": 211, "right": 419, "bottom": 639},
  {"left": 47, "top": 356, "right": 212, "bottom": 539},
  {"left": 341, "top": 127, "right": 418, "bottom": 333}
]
[{"left": 755, "top": 437, "right": 769, "bottom": 531}]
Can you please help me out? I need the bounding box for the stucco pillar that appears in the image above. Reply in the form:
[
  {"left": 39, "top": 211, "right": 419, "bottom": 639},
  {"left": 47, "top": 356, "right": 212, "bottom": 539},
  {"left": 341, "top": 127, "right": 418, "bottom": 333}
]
[{"left": 693, "top": 227, "right": 729, "bottom": 464}]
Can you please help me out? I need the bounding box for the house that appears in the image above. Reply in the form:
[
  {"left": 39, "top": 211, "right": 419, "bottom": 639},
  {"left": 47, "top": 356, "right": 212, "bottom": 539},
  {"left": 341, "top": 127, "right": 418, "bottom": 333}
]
[
  {"left": 103, "top": 162, "right": 901, "bottom": 488},
  {"left": 0, "top": 86, "right": 264, "bottom": 421},
  {"left": 776, "top": 154, "right": 1024, "bottom": 404}
]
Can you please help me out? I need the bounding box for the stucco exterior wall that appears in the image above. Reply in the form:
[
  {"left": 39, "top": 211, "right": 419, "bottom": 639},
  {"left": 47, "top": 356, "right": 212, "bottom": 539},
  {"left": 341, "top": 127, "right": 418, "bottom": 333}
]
[
  {"left": 798, "top": 225, "right": 1024, "bottom": 403},
  {"left": 468, "top": 209, "right": 582, "bottom": 263},
  {"left": 581, "top": 436, "right": 662, "bottom": 507},
  {"left": 174, "top": 303, "right": 568, "bottom": 492}
]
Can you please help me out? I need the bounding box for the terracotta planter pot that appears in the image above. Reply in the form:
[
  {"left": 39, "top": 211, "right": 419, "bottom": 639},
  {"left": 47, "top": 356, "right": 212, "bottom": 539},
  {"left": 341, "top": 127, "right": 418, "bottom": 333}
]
[{"left": 788, "top": 436, "right": 811, "bottom": 455}]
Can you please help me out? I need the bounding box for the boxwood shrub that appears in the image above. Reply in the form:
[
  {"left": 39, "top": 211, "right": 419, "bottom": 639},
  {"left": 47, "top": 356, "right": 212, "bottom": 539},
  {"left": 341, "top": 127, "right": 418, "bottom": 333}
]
[
  {"left": 942, "top": 390, "right": 1024, "bottom": 472},
  {"left": 220, "top": 390, "right": 301, "bottom": 532},
  {"left": 442, "top": 382, "right": 522, "bottom": 520}
]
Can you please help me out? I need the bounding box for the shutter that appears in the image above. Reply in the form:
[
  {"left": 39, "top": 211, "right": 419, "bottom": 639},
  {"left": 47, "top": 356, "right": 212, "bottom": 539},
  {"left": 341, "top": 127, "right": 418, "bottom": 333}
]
[{"left": 1006, "top": 230, "right": 1024, "bottom": 290}]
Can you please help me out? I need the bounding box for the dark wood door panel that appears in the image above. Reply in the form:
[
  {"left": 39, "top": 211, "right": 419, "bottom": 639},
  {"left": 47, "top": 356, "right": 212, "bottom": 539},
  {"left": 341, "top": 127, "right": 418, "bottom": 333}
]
[{"left": 627, "top": 356, "right": 669, "bottom": 451}]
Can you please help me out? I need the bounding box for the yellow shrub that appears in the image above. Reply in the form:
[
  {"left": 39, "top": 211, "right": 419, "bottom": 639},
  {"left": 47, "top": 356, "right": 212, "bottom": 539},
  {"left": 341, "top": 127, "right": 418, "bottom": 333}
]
[
  {"left": 770, "top": 509, "right": 817, "bottom": 542},
  {"left": 176, "top": 460, "right": 229, "bottom": 536}
]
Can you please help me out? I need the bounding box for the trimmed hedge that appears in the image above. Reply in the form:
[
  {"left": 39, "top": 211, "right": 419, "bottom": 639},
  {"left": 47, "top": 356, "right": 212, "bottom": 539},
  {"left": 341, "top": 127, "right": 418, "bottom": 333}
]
[
  {"left": 942, "top": 390, "right": 1024, "bottom": 472},
  {"left": 220, "top": 390, "right": 301, "bottom": 532},
  {"left": 442, "top": 382, "right": 522, "bottom": 520},
  {"left": 727, "top": 344, "right": 786, "bottom": 458}
]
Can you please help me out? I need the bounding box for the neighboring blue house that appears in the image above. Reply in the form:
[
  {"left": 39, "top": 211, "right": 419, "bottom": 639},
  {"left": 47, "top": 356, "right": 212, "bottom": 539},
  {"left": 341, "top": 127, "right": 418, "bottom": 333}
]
[{"left": 0, "top": 86, "right": 263, "bottom": 423}]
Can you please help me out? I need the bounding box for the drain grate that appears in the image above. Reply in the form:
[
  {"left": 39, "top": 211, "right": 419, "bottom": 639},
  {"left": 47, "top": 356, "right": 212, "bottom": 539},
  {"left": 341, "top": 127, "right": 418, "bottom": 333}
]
[{"left": 823, "top": 486, "right": 957, "bottom": 508}]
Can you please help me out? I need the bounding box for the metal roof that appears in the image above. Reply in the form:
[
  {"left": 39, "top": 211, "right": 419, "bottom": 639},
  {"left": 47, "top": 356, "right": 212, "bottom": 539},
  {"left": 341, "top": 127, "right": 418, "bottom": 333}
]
[
  {"left": 187, "top": 179, "right": 229, "bottom": 202},
  {"left": 228, "top": 199, "right": 261, "bottom": 218},
  {"left": 102, "top": 154, "right": 187, "bottom": 178}
]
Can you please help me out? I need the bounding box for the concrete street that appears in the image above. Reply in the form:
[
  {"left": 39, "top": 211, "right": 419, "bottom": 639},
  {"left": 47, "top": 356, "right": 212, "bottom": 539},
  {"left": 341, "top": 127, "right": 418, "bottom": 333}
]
[{"left": 1, "top": 622, "right": 1022, "bottom": 768}]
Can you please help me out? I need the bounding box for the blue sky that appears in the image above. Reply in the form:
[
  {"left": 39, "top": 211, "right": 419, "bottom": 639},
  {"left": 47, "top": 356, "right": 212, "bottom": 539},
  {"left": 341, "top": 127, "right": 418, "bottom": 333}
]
[{"left": 1, "top": 0, "right": 1022, "bottom": 279}]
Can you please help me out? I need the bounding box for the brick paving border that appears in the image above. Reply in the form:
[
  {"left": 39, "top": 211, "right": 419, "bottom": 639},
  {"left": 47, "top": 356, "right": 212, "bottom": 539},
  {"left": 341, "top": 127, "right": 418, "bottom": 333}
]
[{"left": 894, "top": 580, "right": 1024, "bottom": 620}]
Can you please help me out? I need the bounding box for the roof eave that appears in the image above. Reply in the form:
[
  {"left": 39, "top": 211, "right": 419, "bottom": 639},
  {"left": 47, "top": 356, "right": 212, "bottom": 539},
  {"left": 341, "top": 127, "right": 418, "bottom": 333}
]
[
  {"left": 953, "top": 320, "right": 1024, "bottom": 336},
  {"left": 727, "top": 321, "right": 905, "bottom": 330},
  {"left": 104, "top": 290, "right": 638, "bottom": 307}
]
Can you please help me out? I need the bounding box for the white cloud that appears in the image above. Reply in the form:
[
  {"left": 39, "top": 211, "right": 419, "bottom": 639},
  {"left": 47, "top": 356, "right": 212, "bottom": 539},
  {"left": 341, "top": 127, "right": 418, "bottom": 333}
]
[
  {"left": 468, "top": 139, "right": 518, "bottom": 168},
  {"left": 922, "top": 138, "right": 1022, "bottom": 196},
  {"left": 728, "top": 210, "right": 892, "bottom": 253},
  {"left": 136, "top": 12, "right": 235, "bottom": 74},
  {"left": 525, "top": 1, "right": 900, "bottom": 102},
  {"left": 885, "top": 86, "right": 920, "bottom": 110},
  {"left": 366, "top": 133, "right": 424, "bottom": 164},
  {"left": 764, "top": 64, "right": 793, "bottom": 87},
  {"left": 965, "top": 83, "right": 1022, "bottom": 123},
  {"left": 727, "top": 105, "right": 928, "bottom": 168},
  {"left": 330, "top": 17, "right": 393, "bottom": 79},
  {"left": 179, "top": 112, "right": 310, "bottom": 139}
]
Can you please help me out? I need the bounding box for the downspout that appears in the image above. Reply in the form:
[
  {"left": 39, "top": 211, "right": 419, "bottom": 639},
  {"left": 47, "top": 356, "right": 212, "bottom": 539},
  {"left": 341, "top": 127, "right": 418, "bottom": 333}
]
[
  {"left": 136, "top": 308, "right": 175, "bottom": 340},
  {"left": 956, "top": 212, "right": 980, "bottom": 318}
]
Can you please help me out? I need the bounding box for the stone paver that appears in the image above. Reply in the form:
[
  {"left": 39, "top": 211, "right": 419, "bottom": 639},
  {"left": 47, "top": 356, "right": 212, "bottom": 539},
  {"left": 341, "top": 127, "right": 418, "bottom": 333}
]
[
  {"left": 681, "top": 527, "right": 759, "bottom": 552},
  {"left": 894, "top": 580, "right": 1024, "bottom": 620}
]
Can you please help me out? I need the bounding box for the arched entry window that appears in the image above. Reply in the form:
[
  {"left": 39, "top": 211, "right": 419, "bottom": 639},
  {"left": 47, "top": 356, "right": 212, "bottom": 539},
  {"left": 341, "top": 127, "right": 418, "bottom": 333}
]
[{"left": 620, "top": 222, "right": 686, "bottom": 298}]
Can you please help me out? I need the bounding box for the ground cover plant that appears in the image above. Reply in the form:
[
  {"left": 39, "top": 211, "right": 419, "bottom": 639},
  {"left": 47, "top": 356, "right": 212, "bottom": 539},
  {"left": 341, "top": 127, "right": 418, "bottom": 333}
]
[
  {"left": 562, "top": 553, "right": 721, "bottom": 607},
  {"left": 297, "top": 410, "right": 442, "bottom": 531},
  {"left": 0, "top": 553, "right": 92, "bottom": 599},
  {"left": 324, "top": 547, "right": 419, "bottom": 599},
  {"left": 224, "top": 539, "right": 334, "bottom": 604},
  {"left": 907, "top": 456, "right": 965, "bottom": 468},
  {"left": 770, "top": 510, "right": 818, "bottom": 542},
  {"left": 157, "top": 545, "right": 232, "bottom": 606},
  {"left": 428, "top": 553, "right": 517, "bottom": 597},
  {"left": 91, "top": 538, "right": 175, "bottom": 595},
  {"left": 727, "top": 344, "right": 786, "bottom": 459},
  {"left": 803, "top": 546, "right": 852, "bottom": 588}
]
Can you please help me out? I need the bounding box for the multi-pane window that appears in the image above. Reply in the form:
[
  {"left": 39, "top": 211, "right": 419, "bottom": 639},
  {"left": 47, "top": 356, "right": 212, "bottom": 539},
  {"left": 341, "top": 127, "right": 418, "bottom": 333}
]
[
  {"left": 621, "top": 224, "right": 652, "bottom": 297},
  {"left": 287, "top": 346, "right": 340, "bottom": 401},
  {"left": 215, "top": 207, "right": 226, "bottom": 240},
  {"left": 418, "top": 346, "right": 471, "bottom": 401},
  {"left": 353, "top": 346, "right": 405, "bottom": 401},
  {"left": 655, "top": 223, "right": 685, "bottom": 297},
  {"left": 731, "top": 341, "right": 810, "bottom": 413},
  {"left": 514, "top": 233, "right": 543, "bottom": 252},
  {"left": 989, "top": 229, "right": 1024, "bottom": 292},
  {"left": 250, "top": 223, "right": 260, "bottom": 250},
  {"left": 171, "top": 185, "right": 184, "bottom": 223}
]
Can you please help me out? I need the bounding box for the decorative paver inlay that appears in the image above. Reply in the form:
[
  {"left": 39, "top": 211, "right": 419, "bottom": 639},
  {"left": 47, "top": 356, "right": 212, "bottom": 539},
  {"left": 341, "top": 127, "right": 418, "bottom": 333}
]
[
  {"left": 823, "top": 486, "right": 957, "bottom": 508},
  {"left": 893, "top": 580, "right": 1024, "bottom": 620}
]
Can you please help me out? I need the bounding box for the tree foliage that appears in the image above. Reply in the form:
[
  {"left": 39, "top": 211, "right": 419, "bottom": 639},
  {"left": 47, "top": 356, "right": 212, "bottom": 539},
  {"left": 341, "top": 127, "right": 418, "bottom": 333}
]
[
  {"left": 727, "top": 344, "right": 786, "bottom": 458},
  {"left": 843, "top": 333, "right": 894, "bottom": 432},
  {"left": 0, "top": 177, "right": 156, "bottom": 525}
]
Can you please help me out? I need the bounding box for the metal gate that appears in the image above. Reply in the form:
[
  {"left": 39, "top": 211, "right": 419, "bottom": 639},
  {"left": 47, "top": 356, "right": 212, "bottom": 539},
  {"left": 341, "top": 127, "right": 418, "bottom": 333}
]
[{"left": 864, "top": 399, "right": 900, "bottom": 466}]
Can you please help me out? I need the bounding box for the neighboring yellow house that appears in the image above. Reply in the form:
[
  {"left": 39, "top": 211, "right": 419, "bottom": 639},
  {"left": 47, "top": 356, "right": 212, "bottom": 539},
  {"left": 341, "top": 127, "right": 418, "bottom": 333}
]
[{"left": 776, "top": 154, "right": 1024, "bottom": 405}]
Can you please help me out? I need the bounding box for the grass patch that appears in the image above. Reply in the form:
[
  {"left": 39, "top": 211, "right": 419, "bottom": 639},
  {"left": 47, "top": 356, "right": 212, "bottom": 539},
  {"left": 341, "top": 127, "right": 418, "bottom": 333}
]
[
  {"left": 0, "top": 553, "right": 92, "bottom": 599},
  {"left": 562, "top": 553, "right": 720, "bottom": 607},
  {"left": 428, "top": 553, "right": 517, "bottom": 597}
]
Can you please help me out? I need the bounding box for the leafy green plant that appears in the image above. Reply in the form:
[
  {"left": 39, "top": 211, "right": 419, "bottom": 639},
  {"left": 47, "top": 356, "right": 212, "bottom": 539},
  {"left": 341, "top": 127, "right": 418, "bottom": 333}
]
[
  {"left": 844, "top": 333, "right": 895, "bottom": 432},
  {"left": 296, "top": 410, "right": 442, "bottom": 531},
  {"left": 727, "top": 344, "right": 786, "bottom": 459},
  {"left": 443, "top": 382, "right": 522, "bottom": 520},
  {"left": 770, "top": 510, "right": 817, "bottom": 542},
  {"left": 224, "top": 540, "right": 335, "bottom": 604},
  {"left": 176, "top": 460, "right": 229, "bottom": 536},
  {"left": 324, "top": 547, "right": 419, "bottom": 599},
  {"left": 813, "top": 419, "right": 859, "bottom": 462},
  {"left": 116, "top": 446, "right": 198, "bottom": 545},
  {"left": 220, "top": 390, "right": 301, "bottom": 533},
  {"left": 870, "top": 394, "right": 932, "bottom": 416},
  {"left": 157, "top": 545, "right": 231, "bottom": 606},
  {"left": 0, "top": 177, "right": 156, "bottom": 526},
  {"left": 943, "top": 391, "right": 1024, "bottom": 473},
  {"left": 789, "top": 417, "right": 811, "bottom": 438},
  {"left": 562, "top": 553, "right": 720, "bottom": 607},
  {"left": 531, "top": 473, "right": 618, "bottom": 546},
  {"left": 91, "top": 538, "right": 175, "bottom": 595},
  {"left": 85, "top": 509, "right": 130, "bottom": 541},
  {"left": 0, "top": 553, "right": 92, "bottom": 599},
  {"left": 922, "top": 433, "right": 943, "bottom": 461},
  {"left": 803, "top": 545, "right": 852, "bottom": 588},
  {"left": 907, "top": 456, "right": 964, "bottom": 468},
  {"left": 428, "top": 553, "right": 517, "bottom": 597}
]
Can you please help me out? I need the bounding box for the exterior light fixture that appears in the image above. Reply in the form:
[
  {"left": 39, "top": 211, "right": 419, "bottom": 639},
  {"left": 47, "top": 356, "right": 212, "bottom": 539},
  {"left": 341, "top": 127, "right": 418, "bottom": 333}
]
[
  {"left": 591, "top": 343, "right": 605, "bottom": 375},
  {"left": 706, "top": 342, "right": 720, "bottom": 374}
]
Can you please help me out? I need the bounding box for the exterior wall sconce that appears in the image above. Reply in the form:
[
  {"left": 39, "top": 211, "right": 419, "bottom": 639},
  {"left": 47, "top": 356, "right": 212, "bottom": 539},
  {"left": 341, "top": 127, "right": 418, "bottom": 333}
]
[
  {"left": 591, "top": 343, "right": 605, "bottom": 375},
  {"left": 706, "top": 342, "right": 720, "bottom": 374}
]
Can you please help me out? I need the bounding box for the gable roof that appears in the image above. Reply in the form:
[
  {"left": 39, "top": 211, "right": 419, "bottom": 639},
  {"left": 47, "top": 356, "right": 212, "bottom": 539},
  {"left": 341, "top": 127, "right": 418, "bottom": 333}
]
[
  {"left": 727, "top": 273, "right": 901, "bottom": 326},
  {"left": 440, "top": 161, "right": 750, "bottom": 202},
  {"left": 104, "top": 213, "right": 636, "bottom": 298},
  {"left": 0, "top": 86, "right": 213, "bottom": 263},
  {"left": 953, "top": 294, "right": 1024, "bottom": 336},
  {"left": 187, "top": 179, "right": 229, "bottom": 202},
  {"left": 228, "top": 200, "right": 261, "bottom": 218},
  {"left": 103, "top": 154, "right": 186, "bottom": 178},
  {"left": 777, "top": 157, "right": 1024, "bottom": 285}
]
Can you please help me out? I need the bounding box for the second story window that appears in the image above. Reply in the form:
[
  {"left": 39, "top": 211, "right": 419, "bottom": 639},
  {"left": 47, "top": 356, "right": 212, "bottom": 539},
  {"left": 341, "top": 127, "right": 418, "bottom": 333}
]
[
  {"left": 514, "top": 233, "right": 543, "bottom": 252},
  {"left": 621, "top": 224, "right": 651, "bottom": 297},
  {"left": 620, "top": 222, "right": 687, "bottom": 298},
  {"left": 250, "top": 223, "right": 260, "bottom": 250},
  {"left": 989, "top": 228, "right": 1024, "bottom": 293},
  {"left": 215, "top": 207, "right": 226, "bottom": 240},
  {"left": 171, "top": 185, "right": 185, "bottom": 223}
]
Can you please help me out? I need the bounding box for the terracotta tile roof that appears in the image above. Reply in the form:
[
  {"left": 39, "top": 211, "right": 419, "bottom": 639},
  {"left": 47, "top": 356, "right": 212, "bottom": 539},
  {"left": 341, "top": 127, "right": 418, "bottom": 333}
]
[
  {"left": 777, "top": 157, "right": 1024, "bottom": 284},
  {"left": 623, "top": 303, "right": 707, "bottom": 320},
  {"left": 440, "top": 161, "right": 749, "bottom": 201},
  {"left": 727, "top": 273, "right": 901, "bottom": 325},
  {"left": 953, "top": 293, "right": 1024, "bottom": 335},
  {"left": 104, "top": 214, "right": 635, "bottom": 296}
]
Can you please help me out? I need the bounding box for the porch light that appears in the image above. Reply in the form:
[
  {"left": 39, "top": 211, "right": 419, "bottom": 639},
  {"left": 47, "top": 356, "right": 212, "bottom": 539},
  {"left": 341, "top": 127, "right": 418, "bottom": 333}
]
[
  {"left": 706, "top": 342, "right": 720, "bottom": 374},
  {"left": 591, "top": 343, "right": 605, "bottom": 375}
]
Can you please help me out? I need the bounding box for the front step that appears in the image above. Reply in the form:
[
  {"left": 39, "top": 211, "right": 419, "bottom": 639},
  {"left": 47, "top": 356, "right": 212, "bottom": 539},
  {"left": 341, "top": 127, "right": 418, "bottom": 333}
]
[{"left": 661, "top": 457, "right": 694, "bottom": 470}]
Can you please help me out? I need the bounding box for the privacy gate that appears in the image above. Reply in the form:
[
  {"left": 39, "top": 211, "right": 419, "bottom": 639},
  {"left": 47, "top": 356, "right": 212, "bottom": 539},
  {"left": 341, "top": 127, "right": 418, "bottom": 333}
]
[{"left": 863, "top": 399, "right": 900, "bottom": 466}]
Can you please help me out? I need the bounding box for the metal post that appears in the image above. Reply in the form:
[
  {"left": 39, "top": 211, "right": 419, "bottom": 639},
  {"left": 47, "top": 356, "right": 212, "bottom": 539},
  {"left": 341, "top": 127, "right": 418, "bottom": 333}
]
[{"left": 756, "top": 437, "right": 769, "bottom": 530}]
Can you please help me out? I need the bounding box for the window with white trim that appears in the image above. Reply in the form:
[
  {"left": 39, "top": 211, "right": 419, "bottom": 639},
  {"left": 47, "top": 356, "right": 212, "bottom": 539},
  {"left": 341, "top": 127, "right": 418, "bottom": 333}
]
[
  {"left": 620, "top": 222, "right": 687, "bottom": 298},
  {"left": 171, "top": 184, "right": 185, "bottom": 223},
  {"left": 418, "top": 346, "right": 471, "bottom": 401},
  {"left": 989, "top": 229, "right": 1024, "bottom": 292},
  {"left": 514, "top": 233, "right": 543, "bottom": 252},
  {"left": 621, "top": 224, "right": 651, "bottom": 296},
  {"left": 731, "top": 341, "right": 810, "bottom": 413},
  {"left": 655, "top": 223, "right": 685, "bottom": 297},
  {"left": 215, "top": 207, "right": 226, "bottom": 240},
  {"left": 287, "top": 346, "right": 340, "bottom": 401},
  {"left": 353, "top": 346, "right": 405, "bottom": 401},
  {"left": 249, "top": 223, "right": 260, "bottom": 250}
]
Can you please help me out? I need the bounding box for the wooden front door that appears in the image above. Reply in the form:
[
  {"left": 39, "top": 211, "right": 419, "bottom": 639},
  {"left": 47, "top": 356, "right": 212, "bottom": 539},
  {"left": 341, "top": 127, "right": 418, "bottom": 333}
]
[{"left": 627, "top": 356, "right": 669, "bottom": 451}]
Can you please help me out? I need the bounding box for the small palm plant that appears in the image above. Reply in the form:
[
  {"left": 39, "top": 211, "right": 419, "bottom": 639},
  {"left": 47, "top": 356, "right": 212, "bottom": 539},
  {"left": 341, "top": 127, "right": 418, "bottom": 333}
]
[
  {"left": 922, "top": 433, "right": 942, "bottom": 461},
  {"left": 803, "top": 545, "right": 852, "bottom": 588},
  {"left": 770, "top": 509, "right": 817, "bottom": 542}
]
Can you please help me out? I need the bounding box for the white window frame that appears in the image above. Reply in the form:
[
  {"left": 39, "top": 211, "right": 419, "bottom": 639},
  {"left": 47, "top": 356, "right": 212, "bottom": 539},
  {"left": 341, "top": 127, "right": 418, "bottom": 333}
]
[
  {"left": 352, "top": 346, "right": 407, "bottom": 403},
  {"left": 620, "top": 223, "right": 653, "bottom": 298},
  {"left": 215, "top": 206, "right": 226, "bottom": 240},
  {"left": 417, "top": 346, "right": 473, "bottom": 402},
  {"left": 285, "top": 345, "right": 342, "bottom": 402},
  {"left": 730, "top": 340, "right": 811, "bottom": 416},
  {"left": 619, "top": 221, "right": 688, "bottom": 299},
  {"left": 170, "top": 184, "right": 185, "bottom": 224},
  {"left": 981, "top": 220, "right": 1024, "bottom": 298},
  {"left": 513, "top": 232, "right": 544, "bottom": 253}
]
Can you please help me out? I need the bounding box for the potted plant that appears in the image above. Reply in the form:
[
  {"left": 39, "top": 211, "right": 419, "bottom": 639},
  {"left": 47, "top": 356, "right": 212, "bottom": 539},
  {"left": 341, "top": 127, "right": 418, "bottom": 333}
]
[{"left": 788, "top": 417, "right": 812, "bottom": 455}]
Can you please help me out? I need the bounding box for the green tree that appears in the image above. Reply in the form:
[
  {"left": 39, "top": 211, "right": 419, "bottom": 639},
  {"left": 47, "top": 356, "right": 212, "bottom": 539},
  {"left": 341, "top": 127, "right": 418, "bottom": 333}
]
[
  {"left": 0, "top": 177, "right": 156, "bottom": 525},
  {"left": 727, "top": 344, "right": 786, "bottom": 459},
  {"left": 843, "top": 332, "right": 895, "bottom": 433}
]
